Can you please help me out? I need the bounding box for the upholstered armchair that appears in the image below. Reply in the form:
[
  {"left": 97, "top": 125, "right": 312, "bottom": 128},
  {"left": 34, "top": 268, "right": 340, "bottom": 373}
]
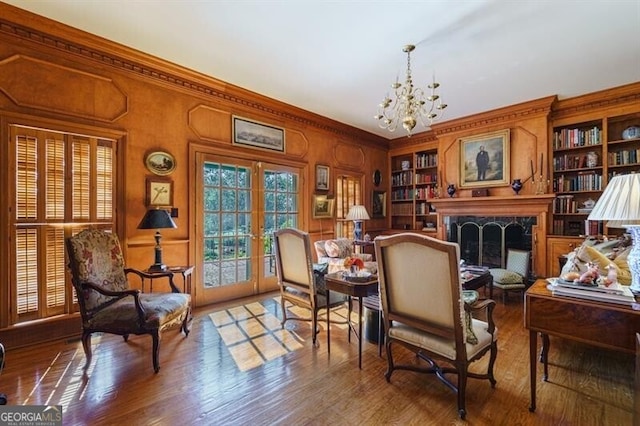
[
  {"left": 374, "top": 233, "right": 498, "bottom": 420},
  {"left": 65, "top": 229, "right": 191, "bottom": 373},
  {"left": 490, "top": 249, "right": 530, "bottom": 303},
  {"left": 313, "top": 238, "right": 377, "bottom": 274},
  {"left": 274, "top": 228, "right": 347, "bottom": 346}
]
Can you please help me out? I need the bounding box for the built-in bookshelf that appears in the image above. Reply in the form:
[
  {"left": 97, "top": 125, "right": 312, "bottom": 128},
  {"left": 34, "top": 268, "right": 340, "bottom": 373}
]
[
  {"left": 551, "top": 112, "right": 640, "bottom": 236},
  {"left": 390, "top": 148, "right": 439, "bottom": 232}
]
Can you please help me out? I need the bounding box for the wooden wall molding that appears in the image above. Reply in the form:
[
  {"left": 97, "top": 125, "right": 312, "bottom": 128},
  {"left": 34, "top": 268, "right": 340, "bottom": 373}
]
[
  {"left": 431, "top": 95, "right": 556, "bottom": 137},
  {"left": 0, "top": 54, "right": 128, "bottom": 122},
  {"left": 332, "top": 142, "right": 366, "bottom": 170},
  {"left": 551, "top": 81, "right": 640, "bottom": 120},
  {"left": 0, "top": 11, "right": 387, "bottom": 146}
]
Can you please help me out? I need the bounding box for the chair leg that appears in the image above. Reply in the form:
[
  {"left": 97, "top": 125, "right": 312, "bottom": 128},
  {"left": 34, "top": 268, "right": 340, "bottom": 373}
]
[
  {"left": 81, "top": 331, "right": 92, "bottom": 370},
  {"left": 152, "top": 331, "right": 161, "bottom": 374},
  {"left": 384, "top": 338, "right": 395, "bottom": 382},
  {"left": 280, "top": 297, "right": 288, "bottom": 327},
  {"left": 181, "top": 307, "right": 191, "bottom": 336},
  {"left": 311, "top": 310, "right": 318, "bottom": 347},
  {"left": 488, "top": 340, "right": 498, "bottom": 387},
  {"left": 457, "top": 364, "right": 468, "bottom": 420}
]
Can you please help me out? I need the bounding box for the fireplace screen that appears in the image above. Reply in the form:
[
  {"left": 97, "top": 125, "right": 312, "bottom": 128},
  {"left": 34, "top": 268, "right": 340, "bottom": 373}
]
[{"left": 445, "top": 216, "right": 535, "bottom": 269}]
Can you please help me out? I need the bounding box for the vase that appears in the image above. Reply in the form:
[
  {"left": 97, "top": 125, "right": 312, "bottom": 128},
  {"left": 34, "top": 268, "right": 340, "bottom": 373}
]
[
  {"left": 511, "top": 179, "right": 523, "bottom": 195},
  {"left": 447, "top": 184, "right": 456, "bottom": 198}
]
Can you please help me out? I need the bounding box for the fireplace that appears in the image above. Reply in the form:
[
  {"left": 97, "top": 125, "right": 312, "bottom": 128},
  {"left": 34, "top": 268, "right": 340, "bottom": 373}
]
[
  {"left": 446, "top": 216, "right": 534, "bottom": 269},
  {"left": 430, "top": 194, "right": 555, "bottom": 277}
]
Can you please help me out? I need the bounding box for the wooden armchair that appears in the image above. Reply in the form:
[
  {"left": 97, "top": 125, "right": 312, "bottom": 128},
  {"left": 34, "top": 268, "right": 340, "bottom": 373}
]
[
  {"left": 65, "top": 229, "right": 191, "bottom": 373},
  {"left": 273, "top": 228, "right": 347, "bottom": 346},
  {"left": 374, "top": 233, "right": 498, "bottom": 419}
]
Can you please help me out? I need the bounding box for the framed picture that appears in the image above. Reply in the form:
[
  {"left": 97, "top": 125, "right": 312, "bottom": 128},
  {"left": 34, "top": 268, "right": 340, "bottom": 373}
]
[
  {"left": 232, "top": 116, "right": 285, "bottom": 152},
  {"left": 372, "top": 190, "right": 386, "bottom": 218},
  {"left": 315, "top": 164, "right": 330, "bottom": 191},
  {"left": 459, "top": 129, "right": 510, "bottom": 188},
  {"left": 145, "top": 151, "right": 176, "bottom": 176},
  {"left": 312, "top": 194, "right": 334, "bottom": 219},
  {"left": 146, "top": 177, "right": 174, "bottom": 207}
]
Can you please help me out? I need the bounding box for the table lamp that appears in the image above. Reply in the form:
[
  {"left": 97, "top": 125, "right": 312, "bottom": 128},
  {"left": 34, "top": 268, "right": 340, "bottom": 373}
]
[
  {"left": 587, "top": 173, "right": 640, "bottom": 293},
  {"left": 346, "top": 205, "right": 370, "bottom": 241},
  {"left": 138, "top": 208, "right": 177, "bottom": 272}
]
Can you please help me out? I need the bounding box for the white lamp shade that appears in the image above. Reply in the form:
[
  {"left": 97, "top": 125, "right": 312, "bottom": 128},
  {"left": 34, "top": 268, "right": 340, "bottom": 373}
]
[
  {"left": 346, "top": 205, "right": 370, "bottom": 221},
  {"left": 588, "top": 174, "right": 640, "bottom": 224}
]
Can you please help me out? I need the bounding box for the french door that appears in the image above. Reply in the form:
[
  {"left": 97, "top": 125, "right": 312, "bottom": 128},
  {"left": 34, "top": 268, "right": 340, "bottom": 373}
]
[{"left": 194, "top": 153, "right": 300, "bottom": 305}]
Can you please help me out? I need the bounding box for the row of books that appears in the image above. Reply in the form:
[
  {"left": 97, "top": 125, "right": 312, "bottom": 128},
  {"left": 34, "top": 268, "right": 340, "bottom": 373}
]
[
  {"left": 608, "top": 149, "right": 640, "bottom": 166},
  {"left": 549, "top": 279, "right": 636, "bottom": 306},
  {"left": 391, "top": 170, "right": 412, "bottom": 187},
  {"left": 553, "top": 154, "right": 599, "bottom": 171},
  {"left": 552, "top": 127, "right": 602, "bottom": 149},
  {"left": 553, "top": 173, "right": 602, "bottom": 193},
  {"left": 415, "top": 173, "right": 437, "bottom": 184},
  {"left": 415, "top": 153, "right": 437, "bottom": 169}
]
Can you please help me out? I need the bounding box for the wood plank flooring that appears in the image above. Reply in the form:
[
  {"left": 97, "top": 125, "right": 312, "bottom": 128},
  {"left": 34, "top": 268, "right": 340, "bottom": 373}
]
[{"left": 1, "top": 291, "right": 634, "bottom": 425}]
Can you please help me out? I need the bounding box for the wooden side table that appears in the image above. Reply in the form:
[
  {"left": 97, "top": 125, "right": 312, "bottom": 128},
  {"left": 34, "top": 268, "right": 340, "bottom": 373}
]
[{"left": 141, "top": 265, "right": 194, "bottom": 294}]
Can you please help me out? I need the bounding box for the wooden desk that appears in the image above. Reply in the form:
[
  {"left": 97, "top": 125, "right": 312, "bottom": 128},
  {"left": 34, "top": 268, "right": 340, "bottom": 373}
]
[
  {"left": 525, "top": 279, "right": 640, "bottom": 412},
  {"left": 324, "top": 272, "right": 378, "bottom": 369}
]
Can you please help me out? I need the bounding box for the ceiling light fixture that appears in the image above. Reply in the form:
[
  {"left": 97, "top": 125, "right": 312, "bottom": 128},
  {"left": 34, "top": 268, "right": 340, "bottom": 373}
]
[{"left": 375, "top": 44, "right": 447, "bottom": 137}]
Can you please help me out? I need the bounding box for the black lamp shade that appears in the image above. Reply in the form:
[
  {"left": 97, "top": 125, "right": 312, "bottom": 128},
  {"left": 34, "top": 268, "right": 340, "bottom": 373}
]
[
  {"left": 138, "top": 208, "right": 177, "bottom": 230},
  {"left": 138, "top": 209, "right": 176, "bottom": 272}
]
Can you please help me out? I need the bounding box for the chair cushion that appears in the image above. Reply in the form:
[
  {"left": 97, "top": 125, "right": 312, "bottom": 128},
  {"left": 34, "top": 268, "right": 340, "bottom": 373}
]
[
  {"left": 388, "top": 319, "right": 497, "bottom": 361},
  {"left": 85, "top": 292, "right": 190, "bottom": 332},
  {"left": 489, "top": 268, "right": 523, "bottom": 284}
]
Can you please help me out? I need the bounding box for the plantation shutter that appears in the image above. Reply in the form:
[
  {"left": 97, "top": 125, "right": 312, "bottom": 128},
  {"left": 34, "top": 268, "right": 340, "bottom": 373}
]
[{"left": 11, "top": 125, "right": 116, "bottom": 323}]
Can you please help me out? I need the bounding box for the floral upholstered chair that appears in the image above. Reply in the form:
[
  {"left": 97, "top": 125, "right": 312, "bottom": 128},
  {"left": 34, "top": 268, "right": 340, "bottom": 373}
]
[
  {"left": 313, "top": 238, "right": 377, "bottom": 274},
  {"left": 65, "top": 229, "right": 191, "bottom": 373}
]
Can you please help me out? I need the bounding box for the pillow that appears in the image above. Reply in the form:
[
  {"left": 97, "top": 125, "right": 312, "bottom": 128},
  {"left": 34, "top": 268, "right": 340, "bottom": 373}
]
[
  {"left": 489, "top": 268, "right": 523, "bottom": 284},
  {"left": 324, "top": 239, "right": 352, "bottom": 258}
]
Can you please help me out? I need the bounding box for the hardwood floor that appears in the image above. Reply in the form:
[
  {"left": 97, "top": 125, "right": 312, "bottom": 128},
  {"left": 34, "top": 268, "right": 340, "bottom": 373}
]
[{"left": 1, "top": 291, "right": 634, "bottom": 425}]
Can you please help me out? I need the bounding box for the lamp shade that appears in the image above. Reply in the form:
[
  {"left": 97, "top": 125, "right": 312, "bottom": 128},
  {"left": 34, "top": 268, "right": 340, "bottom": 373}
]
[
  {"left": 346, "top": 205, "right": 370, "bottom": 221},
  {"left": 587, "top": 174, "right": 640, "bottom": 224},
  {"left": 138, "top": 208, "right": 177, "bottom": 230}
]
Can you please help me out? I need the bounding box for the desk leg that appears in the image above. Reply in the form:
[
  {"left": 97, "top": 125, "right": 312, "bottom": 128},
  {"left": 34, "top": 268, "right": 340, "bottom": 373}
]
[
  {"left": 347, "top": 297, "right": 353, "bottom": 343},
  {"left": 358, "top": 296, "right": 363, "bottom": 370},
  {"left": 529, "top": 330, "right": 537, "bottom": 412},
  {"left": 489, "top": 280, "right": 494, "bottom": 300},
  {"left": 541, "top": 333, "right": 550, "bottom": 381},
  {"left": 326, "top": 290, "right": 331, "bottom": 354}
]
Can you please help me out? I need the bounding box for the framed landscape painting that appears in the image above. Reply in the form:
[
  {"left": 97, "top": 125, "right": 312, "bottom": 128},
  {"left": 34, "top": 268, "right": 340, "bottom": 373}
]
[
  {"left": 232, "top": 116, "right": 285, "bottom": 152},
  {"left": 459, "top": 129, "right": 510, "bottom": 188}
]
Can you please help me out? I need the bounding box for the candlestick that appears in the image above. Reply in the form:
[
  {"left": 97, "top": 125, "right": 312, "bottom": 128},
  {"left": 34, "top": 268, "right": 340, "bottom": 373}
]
[
  {"left": 540, "top": 154, "right": 543, "bottom": 177},
  {"left": 530, "top": 160, "right": 535, "bottom": 182}
]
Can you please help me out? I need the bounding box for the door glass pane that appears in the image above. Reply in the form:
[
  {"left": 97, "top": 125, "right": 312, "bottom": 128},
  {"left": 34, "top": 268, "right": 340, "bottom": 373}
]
[
  {"left": 262, "top": 170, "right": 299, "bottom": 277},
  {"left": 203, "top": 162, "right": 252, "bottom": 288}
]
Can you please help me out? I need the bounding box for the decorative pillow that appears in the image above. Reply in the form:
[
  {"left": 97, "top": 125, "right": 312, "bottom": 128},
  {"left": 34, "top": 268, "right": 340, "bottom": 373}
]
[
  {"left": 324, "top": 239, "right": 352, "bottom": 258},
  {"left": 489, "top": 268, "right": 523, "bottom": 284}
]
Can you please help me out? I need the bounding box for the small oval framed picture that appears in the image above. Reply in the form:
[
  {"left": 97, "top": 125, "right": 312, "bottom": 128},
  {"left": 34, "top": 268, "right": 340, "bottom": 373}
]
[{"left": 145, "top": 151, "right": 176, "bottom": 176}]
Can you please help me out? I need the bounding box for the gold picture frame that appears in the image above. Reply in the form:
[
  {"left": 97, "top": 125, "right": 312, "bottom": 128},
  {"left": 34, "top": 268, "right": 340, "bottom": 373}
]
[
  {"left": 459, "top": 129, "right": 510, "bottom": 188},
  {"left": 312, "top": 194, "right": 334, "bottom": 219},
  {"left": 146, "top": 177, "right": 174, "bottom": 207},
  {"left": 315, "top": 164, "right": 330, "bottom": 191}
]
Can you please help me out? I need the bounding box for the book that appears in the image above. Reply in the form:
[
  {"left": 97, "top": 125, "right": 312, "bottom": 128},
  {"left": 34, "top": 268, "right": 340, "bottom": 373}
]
[
  {"left": 551, "top": 278, "right": 625, "bottom": 295},
  {"left": 551, "top": 284, "right": 635, "bottom": 306}
]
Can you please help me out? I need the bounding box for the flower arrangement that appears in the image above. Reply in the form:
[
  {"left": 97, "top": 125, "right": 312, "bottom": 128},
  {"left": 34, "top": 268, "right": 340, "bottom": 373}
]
[{"left": 343, "top": 257, "right": 364, "bottom": 269}]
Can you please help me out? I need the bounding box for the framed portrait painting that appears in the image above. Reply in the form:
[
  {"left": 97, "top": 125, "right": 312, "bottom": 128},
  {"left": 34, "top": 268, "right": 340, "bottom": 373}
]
[
  {"left": 459, "top": 129, "right": 510, "bottom": 188},
  {"left": 372, "top": 190, "right": 386, "bottom": 218}
]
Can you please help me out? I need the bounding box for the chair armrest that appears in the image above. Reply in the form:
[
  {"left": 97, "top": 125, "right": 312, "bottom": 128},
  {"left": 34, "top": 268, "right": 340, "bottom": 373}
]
[
  {"left": 465, "top": 298, "right": 496, "bottom": 333},
  {"left": 79, "top": 281, "right": 147, "bottom": 321}
]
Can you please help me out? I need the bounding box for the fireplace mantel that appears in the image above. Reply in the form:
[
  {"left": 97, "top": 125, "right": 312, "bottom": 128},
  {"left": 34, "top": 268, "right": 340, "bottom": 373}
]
[
  {"left": 430, "top": 194, "right": 555, "bottom": 277},
  {"left": 430, "top": 194, "right": 555, "bottom": 216}
]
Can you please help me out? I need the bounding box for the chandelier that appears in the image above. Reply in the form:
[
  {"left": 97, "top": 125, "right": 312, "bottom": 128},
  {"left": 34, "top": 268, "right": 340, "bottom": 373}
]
[{"left": 375, "top": 44, "right": 447, "bottom": 137}]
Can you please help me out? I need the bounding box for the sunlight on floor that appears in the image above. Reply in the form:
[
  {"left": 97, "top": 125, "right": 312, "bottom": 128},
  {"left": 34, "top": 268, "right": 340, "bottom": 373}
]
[{"left": 209, "top": 297, "right": 352, "bottom": 371}]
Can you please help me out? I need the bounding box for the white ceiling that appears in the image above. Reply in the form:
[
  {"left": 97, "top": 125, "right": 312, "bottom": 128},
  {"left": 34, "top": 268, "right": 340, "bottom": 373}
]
[{"left": 4, "top": 0, "right": 640, "bottom": 139}]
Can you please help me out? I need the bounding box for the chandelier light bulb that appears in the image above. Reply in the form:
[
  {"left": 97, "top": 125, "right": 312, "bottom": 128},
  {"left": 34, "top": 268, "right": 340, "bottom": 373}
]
[{"left": 375, "top": 44, "right": 447, "bottom": 137}]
